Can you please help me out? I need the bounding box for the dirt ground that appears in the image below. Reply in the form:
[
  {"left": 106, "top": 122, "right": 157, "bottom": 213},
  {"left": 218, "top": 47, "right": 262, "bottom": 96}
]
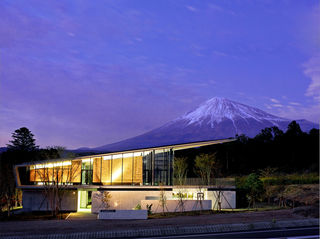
[{"left": 0, "top": 209, "right": 312, "bottom": 237}]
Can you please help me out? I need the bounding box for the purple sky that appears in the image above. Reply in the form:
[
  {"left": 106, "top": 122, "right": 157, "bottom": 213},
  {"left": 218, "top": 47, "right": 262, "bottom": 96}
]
[{"left": 1, "top": 0, "right": 319, "bottom": 149}]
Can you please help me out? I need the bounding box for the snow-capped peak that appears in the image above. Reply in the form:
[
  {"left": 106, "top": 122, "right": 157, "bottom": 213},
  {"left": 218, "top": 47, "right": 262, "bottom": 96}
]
[{"left": 180, "top": 97, "right": 287, "bottom": 126}]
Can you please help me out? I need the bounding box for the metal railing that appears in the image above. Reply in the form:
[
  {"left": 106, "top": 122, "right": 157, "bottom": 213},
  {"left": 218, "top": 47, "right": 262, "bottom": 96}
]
[{"left": 173, "top": 178, "right": 235, "bottom": 187}]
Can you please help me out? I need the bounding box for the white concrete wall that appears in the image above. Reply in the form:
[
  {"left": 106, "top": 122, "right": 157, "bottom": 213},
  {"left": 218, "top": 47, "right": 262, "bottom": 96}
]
[
  {"left": 22, "top": 190, "right": 77, "bottom": 211},
  {"left": 92, "top": 189, "right": 236, "bottom": 213},
  {"left": 22, "top": 188, "right": 235, "bottom": 212},
  {"left": 141, "top": 200, "right": 212, "bottom": 213},
  {"left": 91, "top": 190, "right": 161, "bottom": 213},
  {"left": 207, "top": 190, "right": 236, "bottom": 209}
]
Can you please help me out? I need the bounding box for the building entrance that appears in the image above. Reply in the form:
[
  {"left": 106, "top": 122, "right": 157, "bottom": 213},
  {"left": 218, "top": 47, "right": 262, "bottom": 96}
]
[{"left": 77, "top": 190, "right": 92, "bottom": 211}]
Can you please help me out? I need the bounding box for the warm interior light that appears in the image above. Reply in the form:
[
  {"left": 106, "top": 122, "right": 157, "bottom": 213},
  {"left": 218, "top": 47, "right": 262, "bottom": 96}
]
[
  {"left": 133, "top": 153, "right": 142, "bottom": 157},
  {"left": 103, "top": 156, "right": 111, "bottom": 160},
  {"left": 103, "top": 151, "right": 144, "bottom": 160},
  {"left": 112, "top": 154, "right": 122, "bottom": 159},
  {"left": 34, "top": 161, "right": 71, "bottom": 169},
  {"left": 112, "top": 168, "right": 122, "bottom": 181}
]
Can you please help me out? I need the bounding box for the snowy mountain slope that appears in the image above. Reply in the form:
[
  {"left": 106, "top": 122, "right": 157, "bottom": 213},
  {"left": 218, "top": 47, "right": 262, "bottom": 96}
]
[
  {"left": 176, "top": 97, "right": 288, "bottom": 128},
  {"left": 85, "top": 97, "right": 318, "bottom": 152}
]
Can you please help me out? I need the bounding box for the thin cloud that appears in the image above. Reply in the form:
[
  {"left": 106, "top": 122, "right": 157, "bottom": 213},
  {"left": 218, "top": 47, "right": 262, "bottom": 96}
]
[
  {"left": 272, "top": 104, "right": 283, "bottom": 108},
  {"left": 186, "top": 5, "right": 197, "bottom": 12},
  {"left": 270, "top": 98, "right": 280, "bottom": 103},
  {"left": 304, "top": 54, "right": 320, "bottom": 103},
  {"left": 208, "top": 3, "right": 236, "bottom": 16},
  {"left": 276, "top": 54, "right": 320, "bottom": 123},
  {"left": 289, "top": 102, "right": 301, "bottom": 106},
  {"left": 213, "top": 50, "right": 228, "bottom": 57},
  {"left": 276, "top": 104, "right": 320, "bottom": 123}
]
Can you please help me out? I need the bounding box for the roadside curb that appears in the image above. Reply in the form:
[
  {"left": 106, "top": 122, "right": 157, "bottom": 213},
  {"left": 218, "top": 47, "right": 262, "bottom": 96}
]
[{"left": 1, "top": 218, "right": 319, "bottom": 239}]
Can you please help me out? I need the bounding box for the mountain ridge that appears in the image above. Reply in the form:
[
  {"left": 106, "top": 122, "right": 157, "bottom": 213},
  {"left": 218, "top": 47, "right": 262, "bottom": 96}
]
[{"left": 77, "top": 97, "right": 318, "bottom": 152}]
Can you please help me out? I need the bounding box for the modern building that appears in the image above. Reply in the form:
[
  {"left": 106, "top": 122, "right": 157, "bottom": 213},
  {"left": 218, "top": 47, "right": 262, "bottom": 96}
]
[{"left": 14, "top": 139, "right": 236, "bottom": 213}]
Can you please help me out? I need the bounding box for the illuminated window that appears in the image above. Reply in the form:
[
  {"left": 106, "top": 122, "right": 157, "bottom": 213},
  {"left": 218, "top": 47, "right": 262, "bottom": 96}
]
[{"left": 81, "top": 158, "right": 93, "bottom": 185}]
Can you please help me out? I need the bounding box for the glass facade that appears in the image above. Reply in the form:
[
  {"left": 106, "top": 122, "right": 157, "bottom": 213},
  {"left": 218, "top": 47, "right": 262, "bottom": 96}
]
[
  {"left": 142, "top": 149, "right": 173, "bottom": 186},
  {"left": 15, "top": 140, "right": 233, "bottom": 187},
  {"left": 153, "top": 149, "right": 173, "bottom": 186},
  {"left": 28, "top": 160, "right": 81, "bottom": 184},
  {"left": 143, "top": 151, "right": 152, "bottom": 185},
  {"left": 19, "top": 148, "right": 174, "bottom": 186}
]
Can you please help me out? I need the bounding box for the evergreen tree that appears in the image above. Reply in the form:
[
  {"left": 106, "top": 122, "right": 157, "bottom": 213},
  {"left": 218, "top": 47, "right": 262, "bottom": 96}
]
[
  {"left": 285, "top": 121, "right": 303, "bottom": 137},
  {"left": 7, "top": 127, "right": 39, "bottom": 152},
  {"left": 1, "top": 127, "right": 38, "bottom": 216}
]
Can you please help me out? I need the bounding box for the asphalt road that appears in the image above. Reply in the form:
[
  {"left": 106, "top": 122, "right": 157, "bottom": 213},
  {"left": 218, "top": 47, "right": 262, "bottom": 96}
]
[{"left": 141, "top": 226, "right": 320, "bottom": 239}]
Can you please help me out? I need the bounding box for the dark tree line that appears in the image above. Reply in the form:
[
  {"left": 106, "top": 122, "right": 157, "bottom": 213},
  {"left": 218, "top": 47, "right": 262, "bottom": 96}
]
[
  {"left": 0, "top": 127, "right": 72, "bottom": 216},
  {"left": 176, "top": 121, "right": 319, "bottom": 176}
]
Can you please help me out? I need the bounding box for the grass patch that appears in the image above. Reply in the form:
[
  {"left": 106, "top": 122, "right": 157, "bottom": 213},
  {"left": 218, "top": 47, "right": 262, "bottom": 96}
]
[
  {"left": 148, "top": 205, "right": 283, "bottom": 219},
  {"left": 149, "top": 210, "right": 215, "bottom": 219},
  {"left": 222, "top": 205, "right": 282, "bottom": 213}
]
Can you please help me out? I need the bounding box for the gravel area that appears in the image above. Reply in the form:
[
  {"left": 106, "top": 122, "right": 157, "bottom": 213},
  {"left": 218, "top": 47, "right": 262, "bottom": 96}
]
[{"left": 0, "top": 209, "right": 309, "bottom": 237}]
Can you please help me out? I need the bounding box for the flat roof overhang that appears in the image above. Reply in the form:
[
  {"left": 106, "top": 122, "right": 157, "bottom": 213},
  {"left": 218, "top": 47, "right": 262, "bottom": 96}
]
[
  {"left": 169, "top": 138, "right": 235, "bottom": 151},
  {"left": 15, "top": 138, "right": 236, "bottom": 167}
]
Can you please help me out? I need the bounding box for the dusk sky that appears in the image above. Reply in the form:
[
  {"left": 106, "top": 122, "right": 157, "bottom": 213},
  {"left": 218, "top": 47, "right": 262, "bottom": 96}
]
[{"left": 1, "top": 0, "right": 319, "bottom": 149}]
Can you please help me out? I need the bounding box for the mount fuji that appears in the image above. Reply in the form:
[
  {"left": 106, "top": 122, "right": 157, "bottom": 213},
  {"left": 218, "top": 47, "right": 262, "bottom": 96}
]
[{"left": 85, "top": 97, "right": 318, "bottom": 152}]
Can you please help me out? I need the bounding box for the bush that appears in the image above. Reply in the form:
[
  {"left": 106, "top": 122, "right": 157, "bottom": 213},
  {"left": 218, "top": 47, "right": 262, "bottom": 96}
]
[
  {"left": 236, "top": 173, "right": 319, "bottom": 208},
  {"left": 244, "top": 173, "right": 264, "bottom": 208}
]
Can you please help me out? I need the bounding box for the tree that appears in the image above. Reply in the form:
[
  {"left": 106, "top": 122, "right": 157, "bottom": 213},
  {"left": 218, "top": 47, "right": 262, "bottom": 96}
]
[
  {"left": 255, "top": 128, "right": 273, "bottom": 143},
  {"left": 285, "top": 121, "right": 303, "bottom": 137},
  {"left": 158, "top": 183, "right": 168, "bottom": 214},
  {"left": 194, "top": 153, "right": 231, "bottom": 211},
  {"left": 271, "top": 126, "right": 284, "bottom": 139},
  {"left": 194, "top": 153, "right": 218, "bottom": 211},
  {"left": 35, "top": 159, "right": 81, "bottom": 217},
  {"left": 1, "top": 128, "right": 73, "bottom": 217},
  {"left": 174, "top": 157, "right": 188, "bottom": 186},
  {"left": 102, "top": 192, "right": 112, "bottom": 209},
  {"left": 7, "top": 127, "right": 39, "bottom": 152},
  {"left": 244, "top": 173, "right": 264, "bottom": 208},
  {"left": 173, "top": 157, "right": 188, "bottom": 212},
  {"left": 0, "top": 158, "right": 16, "bottom": 217},
  {"left": 1, "top": 127, "right": 39, "bottom": 217},
  {"left": 194, "top": 153, "right": 217, "bottom": 186},
  {"left": 32, "top": 145, "right": 77, "bottom": 217},
  {"left": 235, "top": 134, "right": 249, "bottom": 144},
  {"left": 255, "top": 126, "right": 284, "bottom": 142}
]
